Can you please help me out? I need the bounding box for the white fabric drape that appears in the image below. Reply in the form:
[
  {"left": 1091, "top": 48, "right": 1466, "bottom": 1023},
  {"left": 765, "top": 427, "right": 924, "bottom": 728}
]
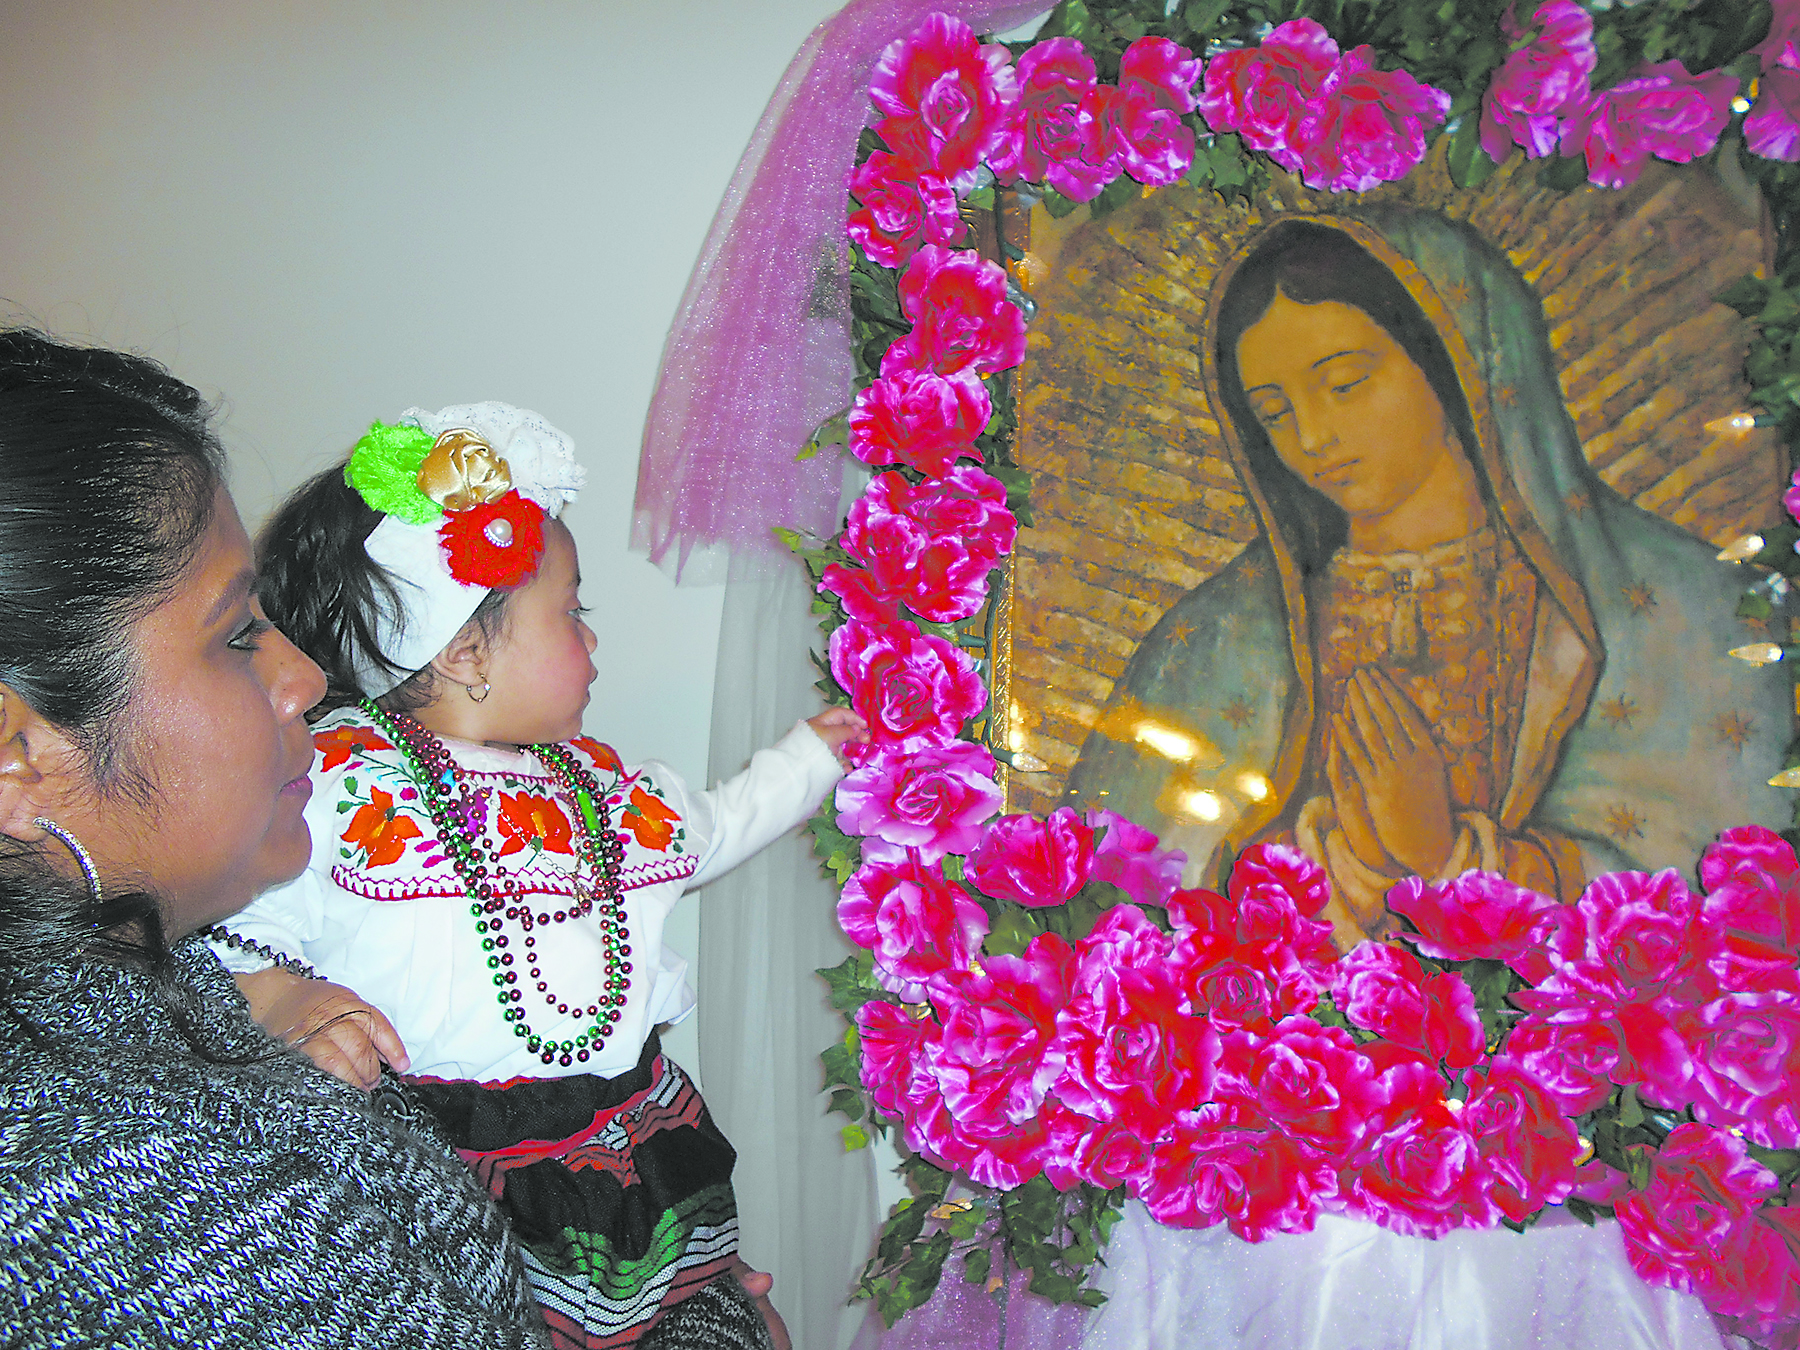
[{"left": 698, "top": 557, "right": 880, "bottom": 1350}]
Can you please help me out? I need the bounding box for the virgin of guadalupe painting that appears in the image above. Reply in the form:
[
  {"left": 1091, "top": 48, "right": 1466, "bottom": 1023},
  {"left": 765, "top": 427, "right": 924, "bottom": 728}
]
[{"left": 1004, "top": 156, "right": 1794, "bottom": 949}]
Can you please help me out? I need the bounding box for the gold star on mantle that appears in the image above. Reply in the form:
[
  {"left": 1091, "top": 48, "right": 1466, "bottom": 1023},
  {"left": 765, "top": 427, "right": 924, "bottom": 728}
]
[
  {"left": 1167, "top": 621, "right": 1195, "bottom": 647},
  {"left": 1222, "top": 697, "right": 1254, "bottom": 729},
  {"left": 1598, "top": 694, "right": 1639, "bottom": 730},
  {"left": 1603, "top": 804, "right": 1647, "bottom": 841},
  {"left": 1716, "top": 711, "right": 1756, "bottom": 752},
  {"left": 1621, "top": 582, "right": 1658, "bottom": 614},
  {"left": 1564, "top": 489, "right": 1592, "bottom": 518}
]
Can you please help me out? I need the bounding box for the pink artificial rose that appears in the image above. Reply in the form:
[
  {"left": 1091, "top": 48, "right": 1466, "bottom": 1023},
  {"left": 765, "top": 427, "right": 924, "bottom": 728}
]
[
  {"left": 1683, "top": 992, "right": 1800, "bottom": 1150},
  {"left": 884, "top": 244, "right": 1028, "bottom": 381},
  {"left": 1111, "top": 37, "right": 1204, "bottom": 186},
  {"left": 1515, "top": 868, "right": 1718, "bottom": 1012},
  {"left": 1121, "top": 35, "right": 1204, "bottom": 114},
  {"left": 847, "top": 367, "right": 989, "bottom": 477},
  {"left": 868, "top": 12, "right": 1019, "bottom": 191},
  {"left": 847, "top": 150, "right": 964, "bottom": 271},
  {"left": 928, "top": 932, "right": 1075, "bottom": 1128},
  {"left": 856, "top": 997, "right": 940, "bottom": 1117},
  {"left": 1075, "top": 901, "right": 1174, "bottom": 973},
  {"left": 1758, "top": 0, "right": 1800, "bottom": 72},
  {"left": 840, "top": 466, "right": 1017, "bottom": 624},
  {"left": 1059, "top": 914, "right": 1219, "bottom": 1132},
  {"left": 967, "top": 807, "right": 1096, "bottom": 908},
  {"left": 1086, "top": 807, "right": 1187, "bottom": 906},
  {"left": 1388, "top": 872, "right": 1567, "bottom": 984},
  {"left": 1050, "top": 1108, "right": 1155, "bottom": 1190},
  {"left": 1135, "top": 1105, "right": 1338, "bottom": 1239},
  {"left": 838, "top": 841, "right": 990, "bottom": 1001},
  {"left": 1236, "top": 1016, "right": 1390, "bottom": 1157},
  {"left": 1497, "top": 1013, "right": 1621, "bottom": 1116},
  {"left": 1340, "top": 1101, "right": 1499, "bottom": 1240},
  {"left": 1187, "top": 958, "right": 1277, "bottom": 1030},
  {"left": 1230, "top": 841, "right": 1332, "bottom": 920},
  {"left": 1461, "top": 1057, "right": 1590, "bottom": 1221},
  {"left": 1197, "top": 18, "right": 1340, "bottom": 172},
  {"left": 1333, "top": 942, "right": 1487, "bottom": 1068},
  {"left": 1561, "top": 60, "right": 1739, "bottom": 189},
  {"left": 1748, "top": 68, "right": 1800, "bottom": 162},
  {"left": 1717, "top": 1205, "right": 1800, "bottom": 1343},
  {"left": 952, "top": 1106, "right": 1056, "bottom": 1190},
  {"left": 1616, "top": 1123, "right": 1788, "bottom": 1320},
  {"left": 988, "top": 38, "right": 1117, "bottom": 201},
  {"left": 1296, "top": 46, "right": 1452, "bottom": 193},
  {"left": 829, "top": 620, "right": 986, "bottom": 756},
  {"left": 817, "top": 563, "right": 904, "bottom": 628},
  {"left": 1700, "top": 825, "right": 1800, "bottom": 978},
  {"left": 1478, "top": 0, "right": 1596, "bottom": 163},
  {"left": 835, "top": 741, "right": 1003, "bottom": 861}
]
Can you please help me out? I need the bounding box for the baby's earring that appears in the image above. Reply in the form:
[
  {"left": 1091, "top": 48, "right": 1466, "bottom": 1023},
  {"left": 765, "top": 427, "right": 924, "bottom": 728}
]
[{"left": 467, "top": 678, "right": 491, "bottom": 704}]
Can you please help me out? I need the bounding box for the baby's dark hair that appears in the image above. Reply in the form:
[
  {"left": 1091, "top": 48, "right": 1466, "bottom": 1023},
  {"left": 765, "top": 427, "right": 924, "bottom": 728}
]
[{"left": 257, "top": 463, "right": 509, "bottom": 719}]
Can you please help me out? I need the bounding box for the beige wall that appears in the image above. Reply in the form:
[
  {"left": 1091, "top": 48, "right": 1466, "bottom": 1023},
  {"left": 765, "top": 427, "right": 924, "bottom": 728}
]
[{"left": 0, "top": 0, "right": 845, "bottom": 1077}]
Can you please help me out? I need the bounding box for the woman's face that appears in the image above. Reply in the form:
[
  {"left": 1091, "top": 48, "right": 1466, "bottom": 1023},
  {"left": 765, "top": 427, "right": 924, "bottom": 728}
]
[
  {"left": 1236, "top": 291, "right": 1464, "bottom": 526},
  {"left": 50, "top": 486, "right": 326, "bottom": 937}
]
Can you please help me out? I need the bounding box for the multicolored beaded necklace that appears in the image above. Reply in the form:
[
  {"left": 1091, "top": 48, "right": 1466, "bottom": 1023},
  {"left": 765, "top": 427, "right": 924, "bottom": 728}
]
[{"left": 360, "top": 699, "right": 630, "bottom": 1067}]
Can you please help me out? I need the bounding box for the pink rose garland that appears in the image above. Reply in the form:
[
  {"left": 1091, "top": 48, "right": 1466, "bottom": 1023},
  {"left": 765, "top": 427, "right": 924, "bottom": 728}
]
[
  {"left": 868, "top": 13, "right": 1018, "bottom": 191},
  {"left": 1197, "top": 20, "right": 1449, "bottom": 191}
]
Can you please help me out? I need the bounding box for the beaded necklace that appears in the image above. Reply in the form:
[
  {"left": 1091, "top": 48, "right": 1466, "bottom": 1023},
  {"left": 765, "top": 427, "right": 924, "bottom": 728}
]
[{"left": 359, "top": 699, "right": 631, "bottom": 1067}]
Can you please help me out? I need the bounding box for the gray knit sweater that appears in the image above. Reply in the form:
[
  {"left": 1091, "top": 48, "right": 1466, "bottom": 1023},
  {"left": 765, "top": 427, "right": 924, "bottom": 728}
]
[{"left": 0, "top": 938, "right": 550, "bottom": 1348}]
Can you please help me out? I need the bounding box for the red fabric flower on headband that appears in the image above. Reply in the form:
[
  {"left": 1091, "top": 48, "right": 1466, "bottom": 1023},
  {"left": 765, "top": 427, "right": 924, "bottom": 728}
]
[{"left": 437, "top": 489, "right": 546, "bottom": 588}]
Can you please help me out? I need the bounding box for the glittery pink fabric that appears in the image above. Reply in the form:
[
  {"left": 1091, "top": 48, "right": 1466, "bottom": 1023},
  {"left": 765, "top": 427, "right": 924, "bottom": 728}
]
[{"left": 632, "top": 0, "right": 1051, "bottom": 580}]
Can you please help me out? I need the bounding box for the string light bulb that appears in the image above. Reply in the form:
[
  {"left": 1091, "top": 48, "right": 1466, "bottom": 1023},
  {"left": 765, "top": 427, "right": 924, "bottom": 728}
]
[
  {"left": 1770, "top": 766, "right": 1800, "bottom": 789},
  {"left": 1704, "top": 412, "right": 1758, "bottom": 439},
  {"left": 1728, "top": 643, "right": 1786, "bottom": 666},
  {"left": 1716, "top": 533, "right": 1766, "bottom": 563}
]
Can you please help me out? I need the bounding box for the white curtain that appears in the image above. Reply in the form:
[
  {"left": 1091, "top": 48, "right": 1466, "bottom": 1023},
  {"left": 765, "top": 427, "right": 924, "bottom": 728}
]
[{"left": 697, "top": 558, "right": 880, "bottom": 1350}]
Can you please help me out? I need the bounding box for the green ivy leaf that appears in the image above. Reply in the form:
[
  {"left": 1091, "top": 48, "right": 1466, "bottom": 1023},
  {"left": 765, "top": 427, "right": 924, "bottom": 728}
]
[
  {"left": 962, "top": 1247, "right": 991, "bottom": 1286},
  {"left": 1088, "top": 174, "right": 1142, "bottom": 219},
  {"left": 1538, "top": 152, "right": 1590, "bottom": 192},
  {"left": 1041, "top": 186, "right": 1082, "bottom": 219},
  {"left": 1446, "top": 113, "right": 1498, "bottom": 190},
  {"left": 841, "top": 1123, "right": 870, "bottom": 1151},
  {"left": 985, "top": 906, "right": 1043, "bottom": 957}
]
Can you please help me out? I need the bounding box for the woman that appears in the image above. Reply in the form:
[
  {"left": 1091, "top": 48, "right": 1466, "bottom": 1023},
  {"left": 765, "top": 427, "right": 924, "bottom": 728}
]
[
  {"left": 1068, "top": 213, "right": 1792, "bottom": 947},
  {"left": 0, "top": 329, "right": 548, "bottom": 1346}
]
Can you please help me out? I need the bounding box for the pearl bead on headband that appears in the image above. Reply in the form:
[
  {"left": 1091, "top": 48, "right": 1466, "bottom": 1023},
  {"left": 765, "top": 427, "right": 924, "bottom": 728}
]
[{"left": 346, "top": 402, "right": 585, "bottom": 697}]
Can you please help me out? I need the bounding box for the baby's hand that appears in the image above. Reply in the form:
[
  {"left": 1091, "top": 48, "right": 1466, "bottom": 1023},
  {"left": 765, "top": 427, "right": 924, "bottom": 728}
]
[
  {"left": 807, "top": 707, "right": 870, "bottom": 765},
  {"left": 234, "top": 966, "right": 409, "bottom": 1090}
]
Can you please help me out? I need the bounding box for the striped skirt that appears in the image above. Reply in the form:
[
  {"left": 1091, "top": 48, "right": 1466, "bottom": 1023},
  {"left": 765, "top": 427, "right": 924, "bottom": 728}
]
[{"left": 404, "top": 1034, "right": 754, "bottom": 1349}]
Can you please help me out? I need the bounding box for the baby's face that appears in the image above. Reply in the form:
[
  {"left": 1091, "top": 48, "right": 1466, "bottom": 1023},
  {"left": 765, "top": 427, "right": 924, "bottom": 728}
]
[{"left": 476, "top": 519, "right": 598, "bottom": 746}]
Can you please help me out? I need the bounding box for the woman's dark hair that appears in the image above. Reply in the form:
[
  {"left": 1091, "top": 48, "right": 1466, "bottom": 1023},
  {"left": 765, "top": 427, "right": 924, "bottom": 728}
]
[
  {"left": 1214, "top": 219, "right": 1481, "bottom": 575},
  {"left": 257, "top": 464, "right": 508, "bottom": 719},
  {"left": 0, "top": 327, "right": 224, "bottom": 1011}
]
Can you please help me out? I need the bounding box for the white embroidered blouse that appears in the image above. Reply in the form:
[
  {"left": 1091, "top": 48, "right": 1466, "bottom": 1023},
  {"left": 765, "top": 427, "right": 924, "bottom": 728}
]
[{"left": 213, "top": 706, "right": 843, "bottom": 1083}]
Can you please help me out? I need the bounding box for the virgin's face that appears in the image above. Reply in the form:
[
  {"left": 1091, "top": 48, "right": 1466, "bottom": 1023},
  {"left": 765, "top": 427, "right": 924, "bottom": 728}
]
[
  {"left": 1235, "top": 291, "right": 1462, "bottom": 523},
  {"left": 58, "top": 487, "right": 326, "bottom": 936}
]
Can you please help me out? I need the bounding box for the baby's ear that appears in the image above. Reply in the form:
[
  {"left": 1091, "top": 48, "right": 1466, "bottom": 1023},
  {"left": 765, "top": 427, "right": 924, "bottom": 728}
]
[
  {"left": 428, "top": 619, "right": 491, "bottom": 692},
  {"left": 0, "top": 686, "right": 80, "bottom": 844}
]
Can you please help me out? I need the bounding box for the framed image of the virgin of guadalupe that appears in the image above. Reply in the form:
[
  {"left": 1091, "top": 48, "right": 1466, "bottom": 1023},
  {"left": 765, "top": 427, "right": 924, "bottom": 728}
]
[{"left": 999, "top": 146, "right": 1794, "bottom": 938}]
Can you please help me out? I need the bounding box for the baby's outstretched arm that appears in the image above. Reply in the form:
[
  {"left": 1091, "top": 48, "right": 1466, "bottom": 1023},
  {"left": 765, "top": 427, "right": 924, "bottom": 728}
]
[
  {"left": 234, "top": 967, "right": 409, "bottom": 1090},
  {"left": 806, "top": 707, "right": 869, "bottom": 765}
]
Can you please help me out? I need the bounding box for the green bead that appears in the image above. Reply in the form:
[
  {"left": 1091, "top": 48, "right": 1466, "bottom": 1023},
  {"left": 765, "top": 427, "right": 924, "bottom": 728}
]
[
  {"left": 481, "top": 939, "right": 494, "bottom": 952},
  {"left": 468, "top": 904, "right": 482, "bottom": 917},
  {"left": 487, "top": 956, "right": 500, "bottom": 969}
]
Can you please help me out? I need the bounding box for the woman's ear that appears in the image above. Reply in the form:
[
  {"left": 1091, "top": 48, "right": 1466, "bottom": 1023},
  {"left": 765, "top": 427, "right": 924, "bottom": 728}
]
[
  {"left": 0, "top": 685, "right": 82, "bottom": 844},
  {"left": 427, "top": 619, "right": 490, "bottom": 695}
]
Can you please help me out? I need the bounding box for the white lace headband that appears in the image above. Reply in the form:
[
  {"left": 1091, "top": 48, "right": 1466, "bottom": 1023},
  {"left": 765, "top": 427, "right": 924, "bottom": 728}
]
[{"left": 344, "top": 401, "right": 586, "bottom": 696}]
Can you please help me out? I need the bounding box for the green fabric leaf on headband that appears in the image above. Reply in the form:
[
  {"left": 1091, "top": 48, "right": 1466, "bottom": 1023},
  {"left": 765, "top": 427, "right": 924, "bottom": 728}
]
[{"left": 345, "top": 421, "right": 442, "bottom": 525}]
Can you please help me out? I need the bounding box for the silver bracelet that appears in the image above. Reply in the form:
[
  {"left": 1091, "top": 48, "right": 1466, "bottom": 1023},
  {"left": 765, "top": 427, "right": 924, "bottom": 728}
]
[{"left": 201, "top": 925, "right": 319, "bottom": 981}]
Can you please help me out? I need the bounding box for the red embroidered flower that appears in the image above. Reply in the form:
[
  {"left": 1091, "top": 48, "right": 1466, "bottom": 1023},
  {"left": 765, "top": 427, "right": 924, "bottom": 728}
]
[
  {"left": 570, "top": 735, "right": 622, "bottom": 775},
  {"left": 314, "top": 723, "right": 393, "bottom": 773},
  {"left": 437, "top": 489, "right": 546, "bottom": 588},
  {"left": 623, "top": 785, "right": 681, "bottom": 851},
  {"left": 342, "top": 786, "right": 423, "bottom": 867},
  {"left": 495, "top": 791, "right": 575, "bottom": 857}
]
